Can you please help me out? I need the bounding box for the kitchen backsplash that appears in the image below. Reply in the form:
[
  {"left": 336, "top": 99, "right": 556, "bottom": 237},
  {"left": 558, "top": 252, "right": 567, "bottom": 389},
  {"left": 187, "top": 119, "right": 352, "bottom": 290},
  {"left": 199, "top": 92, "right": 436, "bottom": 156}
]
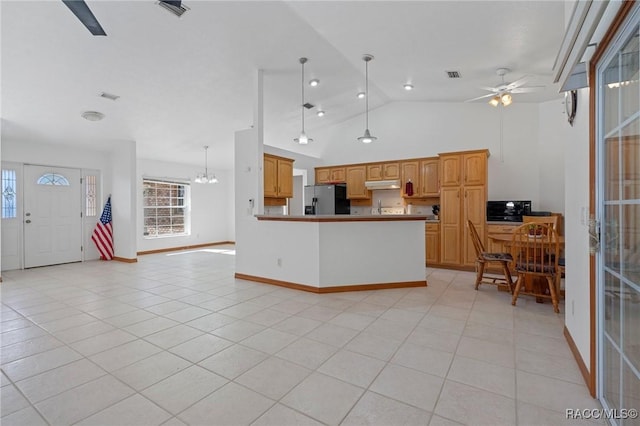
[
  {"left": 349, "top": 189, "right": 435, "bottom": 215},
  {"left": 264, "top": 205, "right": 287, "bottom": 215}
]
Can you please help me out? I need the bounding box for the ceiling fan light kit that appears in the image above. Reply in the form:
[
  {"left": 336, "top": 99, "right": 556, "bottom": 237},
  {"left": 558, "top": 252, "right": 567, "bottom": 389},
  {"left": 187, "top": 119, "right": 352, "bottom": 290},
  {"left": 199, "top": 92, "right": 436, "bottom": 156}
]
[
  {"left": 357, "top": 54, "right": 377, "bottom": 144},
  {"left": 468, "top": 67, "right": 544, "bottom": 106},
  {"left": 294, "top": 57, "right": 313, "bottom": 145}
]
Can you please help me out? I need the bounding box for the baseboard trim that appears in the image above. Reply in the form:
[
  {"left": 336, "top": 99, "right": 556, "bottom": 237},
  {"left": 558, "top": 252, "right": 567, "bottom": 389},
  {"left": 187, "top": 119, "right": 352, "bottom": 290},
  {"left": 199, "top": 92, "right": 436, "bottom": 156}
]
[
  {"left": 137, "top": 241, "right": 235, "bottom": 256},
  {"left": 430, "top": 264, "right": 475, "bottom": 272},
  {"left": 564, "top": 326, "right": 595, "bottom": 397},
  {"left": 113, "top": 257, "right": 138, "bottom": 263},
  {"left": 234, "top": 273, "right": 427, "bottom": 293}
]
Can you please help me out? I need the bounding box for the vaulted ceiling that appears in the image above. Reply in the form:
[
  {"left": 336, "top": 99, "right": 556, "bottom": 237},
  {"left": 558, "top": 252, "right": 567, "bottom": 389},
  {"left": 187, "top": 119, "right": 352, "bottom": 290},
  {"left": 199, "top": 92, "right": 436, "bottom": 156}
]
[{"left": 1, "top": 1, "right": 566, "bottom": 169}]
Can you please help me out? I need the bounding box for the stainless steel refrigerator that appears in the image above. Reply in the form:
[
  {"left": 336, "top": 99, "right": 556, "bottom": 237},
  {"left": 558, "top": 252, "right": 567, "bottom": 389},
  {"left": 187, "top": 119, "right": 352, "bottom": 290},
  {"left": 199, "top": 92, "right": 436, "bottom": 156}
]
[{"left": 304, "top": 184, "right": 350, "bottom": 215}]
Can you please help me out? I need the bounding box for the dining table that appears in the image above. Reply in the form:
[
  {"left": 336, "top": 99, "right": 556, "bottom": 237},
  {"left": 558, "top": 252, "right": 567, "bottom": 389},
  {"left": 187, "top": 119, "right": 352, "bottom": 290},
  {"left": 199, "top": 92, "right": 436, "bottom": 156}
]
[{"left": 488, "top": 233, "right": 565, "bottom": 303}]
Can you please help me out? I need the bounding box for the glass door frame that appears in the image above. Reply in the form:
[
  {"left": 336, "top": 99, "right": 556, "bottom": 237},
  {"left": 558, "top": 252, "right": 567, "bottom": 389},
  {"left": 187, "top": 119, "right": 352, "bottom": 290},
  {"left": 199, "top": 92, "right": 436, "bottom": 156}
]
[{"left": 595, "top": 3, "right": 640, "bottom": 421}]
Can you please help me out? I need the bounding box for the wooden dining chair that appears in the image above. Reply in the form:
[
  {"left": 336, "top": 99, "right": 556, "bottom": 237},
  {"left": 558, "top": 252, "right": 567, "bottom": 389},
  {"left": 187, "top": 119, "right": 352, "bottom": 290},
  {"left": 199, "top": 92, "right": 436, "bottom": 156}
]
[
  {"left": 510, "top": 223, "right": 561, "bottom": 313},
  {"left": 523, "top": 214, "right": 562, "bottom": 259},
  {"left": 523, "top": 215, "right": 559, "bottom": 232},
  {"left": 467, "top": 220, "right": 514, "bottom": 293}
]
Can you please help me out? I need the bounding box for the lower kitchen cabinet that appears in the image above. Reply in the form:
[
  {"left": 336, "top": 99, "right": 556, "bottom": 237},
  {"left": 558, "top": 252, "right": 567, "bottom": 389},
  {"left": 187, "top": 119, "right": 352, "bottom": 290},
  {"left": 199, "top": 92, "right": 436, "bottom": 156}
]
[{"left": 425, "top": 223, "right": 440, "bottom": 266}]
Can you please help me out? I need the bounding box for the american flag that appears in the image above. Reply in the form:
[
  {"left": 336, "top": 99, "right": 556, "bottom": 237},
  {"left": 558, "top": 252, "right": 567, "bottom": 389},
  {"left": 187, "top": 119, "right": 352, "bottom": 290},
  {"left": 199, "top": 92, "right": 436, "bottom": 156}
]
[{"left": 91, "top": 196, "right": 113, "bottom": 260}]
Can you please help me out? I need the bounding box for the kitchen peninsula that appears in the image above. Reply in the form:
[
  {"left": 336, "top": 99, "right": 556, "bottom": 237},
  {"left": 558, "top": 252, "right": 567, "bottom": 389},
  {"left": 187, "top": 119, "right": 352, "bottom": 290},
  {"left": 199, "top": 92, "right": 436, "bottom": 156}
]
[{"left": 234, "top": 214, "right": 428, "bottom": 292}]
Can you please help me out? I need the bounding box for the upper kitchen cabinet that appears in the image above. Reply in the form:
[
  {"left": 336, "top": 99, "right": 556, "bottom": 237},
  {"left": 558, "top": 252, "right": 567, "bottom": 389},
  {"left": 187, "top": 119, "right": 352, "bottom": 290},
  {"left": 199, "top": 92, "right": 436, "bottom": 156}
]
[
  {"left": 440, "top": 155, "right": 461, "bottom": 187},
  {"left": 346, "top": 165, "right": 370, "bottom": 199},
  {"left": 264, "top": 154, "right": 294, "bottom": 199},
  {"left": 316, "top": 167, "right": 346, "bottom": 184},
  {"left": 400, "top": 161, "right": 420, "bottom": 198},
  {"left": 462, "top": 152, "right": 487, "bottom": 186},
  {"left": 367, "top": 162, "right": 400, "bottom": 181},
  {"left": 440, "top": 150, "right": 488, "bottom": 187},
  {"left": 420, "top": 158, "right": 439, "bottom": 197}
]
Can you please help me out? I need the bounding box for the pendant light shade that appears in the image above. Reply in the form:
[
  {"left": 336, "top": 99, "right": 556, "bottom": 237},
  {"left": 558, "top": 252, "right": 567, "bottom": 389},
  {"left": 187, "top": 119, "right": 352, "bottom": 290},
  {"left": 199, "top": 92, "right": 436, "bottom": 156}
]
[
  {"left": 358, "top": 54, "right": 377, "bottom": 143},
  {"left": 195, "top": 145, "right": 219, "bottom": 184},
  {"left": 294, "top": 57, "right": 313, "bottom": 145}
]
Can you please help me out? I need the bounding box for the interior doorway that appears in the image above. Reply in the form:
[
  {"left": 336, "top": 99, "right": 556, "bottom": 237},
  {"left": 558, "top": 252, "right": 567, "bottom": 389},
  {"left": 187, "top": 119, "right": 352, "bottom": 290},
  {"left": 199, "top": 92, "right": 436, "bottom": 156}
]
[{"left": 23, "top": 165, "right": 82, "bottom": 268}]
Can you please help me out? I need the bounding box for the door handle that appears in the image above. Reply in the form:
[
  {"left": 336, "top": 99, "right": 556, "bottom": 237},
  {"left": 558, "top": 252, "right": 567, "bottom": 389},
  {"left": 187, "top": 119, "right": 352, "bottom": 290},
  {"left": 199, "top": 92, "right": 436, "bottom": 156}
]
[
  {"left": 25, "top": 212, "right": 31, "bottom": 216},
  {"left": 25, "top": 220, "right": 31, "bottom": 224}
]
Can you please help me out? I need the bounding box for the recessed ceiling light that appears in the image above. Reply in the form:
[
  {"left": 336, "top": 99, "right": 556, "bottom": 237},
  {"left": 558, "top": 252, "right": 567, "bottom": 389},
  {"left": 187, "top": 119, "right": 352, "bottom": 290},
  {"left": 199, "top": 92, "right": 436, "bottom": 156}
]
[
  {"left": 317, "top": 110, "right": 325, "bottom": 117},
  {"left": 403, "top": 83, "right": 414, "bottom": 91},
  {"left": 81, "top": 111, "right": 104, "bottom": 121},
  {"left": 309, "top": 79, "right": 320, "bottom": 87},
  {"left": 357, "top": 92, "right": 366, "bottom": 99}
]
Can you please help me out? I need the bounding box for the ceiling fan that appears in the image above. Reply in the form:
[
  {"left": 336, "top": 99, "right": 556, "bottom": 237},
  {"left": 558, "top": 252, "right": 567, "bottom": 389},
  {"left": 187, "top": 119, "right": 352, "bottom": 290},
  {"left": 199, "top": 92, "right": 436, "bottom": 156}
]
[
  {"left": 62, "top": 0, "right": 187, "bottom": 36},
  {"left": 465, "top": 68, "right": 544, "bottom": 107}
]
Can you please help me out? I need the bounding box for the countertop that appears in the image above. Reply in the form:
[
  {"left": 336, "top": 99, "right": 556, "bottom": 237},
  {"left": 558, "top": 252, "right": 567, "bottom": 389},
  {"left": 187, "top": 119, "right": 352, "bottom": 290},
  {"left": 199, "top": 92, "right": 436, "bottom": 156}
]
[
  {"left": 256, "top": 214, "right": 428, "bottom": 222},
  {"left": 486, "top": 221, "right": 523, "bottom": 225}
]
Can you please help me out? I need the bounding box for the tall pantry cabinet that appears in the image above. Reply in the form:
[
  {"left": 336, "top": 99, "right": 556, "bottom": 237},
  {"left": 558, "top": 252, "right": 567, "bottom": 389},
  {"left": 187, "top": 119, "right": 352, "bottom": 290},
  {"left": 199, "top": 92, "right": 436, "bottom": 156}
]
[{"left": 439, "top": 149, "right": 488, "bottom": 267}]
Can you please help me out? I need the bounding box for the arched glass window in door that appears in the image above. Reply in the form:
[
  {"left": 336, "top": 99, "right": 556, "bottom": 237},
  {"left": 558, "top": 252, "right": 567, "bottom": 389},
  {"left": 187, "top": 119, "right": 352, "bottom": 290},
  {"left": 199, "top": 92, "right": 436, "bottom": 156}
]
[{"left": 37, "top": 173, "right": 70, "bottom": 186}]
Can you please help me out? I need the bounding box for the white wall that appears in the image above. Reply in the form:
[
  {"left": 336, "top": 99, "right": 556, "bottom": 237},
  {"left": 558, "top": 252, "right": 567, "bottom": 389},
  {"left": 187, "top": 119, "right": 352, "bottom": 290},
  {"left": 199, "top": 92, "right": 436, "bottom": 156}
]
[
  {"left": 136, "top": 158, "right": 233, "bottom": 253},
  {"left": 234, "top": 127, "right": 263, "bottom": 274},
  {"left": 111, "top": 141, "right": 137, "bottom": 259},
  {"left": 560, "top": 88, "right": 592, "bottom": 370},
  {"left": 311, "top": 101, "right": 566, "bottom": 213},
  {"left": 538, "top": 99, "right": 568, "bottom": 213}
]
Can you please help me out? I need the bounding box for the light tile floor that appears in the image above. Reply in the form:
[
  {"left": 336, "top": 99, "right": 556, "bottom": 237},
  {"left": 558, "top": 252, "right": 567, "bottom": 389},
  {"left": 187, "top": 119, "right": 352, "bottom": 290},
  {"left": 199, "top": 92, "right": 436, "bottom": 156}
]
[{"left": 0, "top": 245, "right": 602, "bottom": 425}]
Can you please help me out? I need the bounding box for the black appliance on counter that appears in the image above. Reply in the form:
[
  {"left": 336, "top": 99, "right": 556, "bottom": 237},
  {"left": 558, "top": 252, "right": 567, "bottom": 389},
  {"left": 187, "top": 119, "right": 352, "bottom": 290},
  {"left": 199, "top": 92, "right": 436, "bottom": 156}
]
[
  {"left": 486, "top": 200, "right": 532, "bottom": 222},
  {"left": 304, "top": 184, "right": 350, "bottom": 215}
]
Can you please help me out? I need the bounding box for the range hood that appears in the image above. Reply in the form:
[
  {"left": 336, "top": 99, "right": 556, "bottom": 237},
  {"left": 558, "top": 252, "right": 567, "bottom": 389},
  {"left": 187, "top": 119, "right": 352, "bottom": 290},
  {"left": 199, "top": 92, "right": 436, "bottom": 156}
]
[{"left": 364, "top": 179, "right": 401, "bottom": 190}]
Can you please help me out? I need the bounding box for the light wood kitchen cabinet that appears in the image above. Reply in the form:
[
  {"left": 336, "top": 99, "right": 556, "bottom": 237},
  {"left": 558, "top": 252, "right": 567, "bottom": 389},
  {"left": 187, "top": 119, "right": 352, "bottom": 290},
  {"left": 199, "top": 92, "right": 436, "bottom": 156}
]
[
  {"left": 400, "top": 161, "right": 420, "bottom": 198},
  {"left": 316, "top": 167, "right": 346, "bottom": 183},
  {"left": 440, "top": 187, "right": 461, "bottom": 264},
  {"left": 346, "top": 166, "right": 370, "bottom": 199},
  {"left": 440, "top": 155, "right": 461, "bottom": 187},
  {"left": 316, "top": 167, "right": 331, "bottom": 183},
  {"left": 420, "top": 158, "right": 439, "bottom": 197},
  {"left": 438, "top": 149, "right": 488, "bottom": 268},
  {"left": 425, "top": 222, "right": 440, "bottom": 266},
  {"left": 462, "top": 185, "right": 486, "bottom": 266},
  {"left": 367, "top": 162, "right": 399, "bottom": 180},
  {"left": 264, "top": 154, "right": 294, "bottom": 198},
  {"left": 462, "top": 152, "right": 487, "bottom": 186}
]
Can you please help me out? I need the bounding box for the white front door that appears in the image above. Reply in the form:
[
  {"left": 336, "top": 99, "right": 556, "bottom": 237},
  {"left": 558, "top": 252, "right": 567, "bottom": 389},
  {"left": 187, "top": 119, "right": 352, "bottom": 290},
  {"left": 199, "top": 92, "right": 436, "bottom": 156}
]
[{"left": 24, "top": 165, "right": 82, "bottom": 268}]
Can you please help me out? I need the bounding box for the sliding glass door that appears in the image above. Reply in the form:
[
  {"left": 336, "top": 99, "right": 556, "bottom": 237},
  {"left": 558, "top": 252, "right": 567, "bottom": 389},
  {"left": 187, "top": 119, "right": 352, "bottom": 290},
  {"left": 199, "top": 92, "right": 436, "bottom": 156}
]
[{"left": 597, "top": 6, "right": 640, "bottom": 424}]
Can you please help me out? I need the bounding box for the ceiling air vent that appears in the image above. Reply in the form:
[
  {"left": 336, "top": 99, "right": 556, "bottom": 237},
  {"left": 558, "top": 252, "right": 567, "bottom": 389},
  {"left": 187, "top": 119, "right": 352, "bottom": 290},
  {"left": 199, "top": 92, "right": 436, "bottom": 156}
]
[
  {"left": 303, "top": 103, "right": 314, "bottom": 109},
  {"left": 100, "top": 92, "right": 120, "bottom": 101},
  {"left": 446, "top": 71, "right": 461, "bottom": 78}
]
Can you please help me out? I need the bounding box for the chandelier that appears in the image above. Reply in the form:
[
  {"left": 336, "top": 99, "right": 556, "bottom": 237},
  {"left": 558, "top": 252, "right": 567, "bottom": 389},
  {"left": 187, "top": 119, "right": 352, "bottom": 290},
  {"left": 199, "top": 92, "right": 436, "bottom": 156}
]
[{"left": 194, "top": 145, "right": 218, "bottom": 184}]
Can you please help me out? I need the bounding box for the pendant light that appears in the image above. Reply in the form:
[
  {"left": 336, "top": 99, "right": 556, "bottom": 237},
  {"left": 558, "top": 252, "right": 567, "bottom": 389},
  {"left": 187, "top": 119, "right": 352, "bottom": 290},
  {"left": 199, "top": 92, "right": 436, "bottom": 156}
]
[
  {"left": 194, "top": 145, "right": 218, "bottom": 184},
  {"left": 294, "top": 57, "right": 312, "bottom": 145},
  {"left": 358, "top": 54, "right": 376, "bottom": 143}
]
